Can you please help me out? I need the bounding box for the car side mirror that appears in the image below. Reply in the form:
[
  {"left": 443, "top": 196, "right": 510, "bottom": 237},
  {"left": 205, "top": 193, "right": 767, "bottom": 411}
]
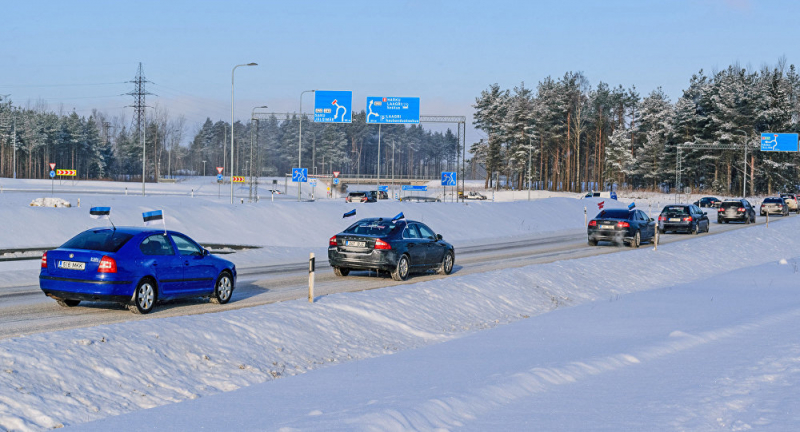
[
  {"left": 436, "top": 234, "right": 443, "bottom": 241},
  {"left": 203, "top": 248, "right": 209, "bottom": 256},
  {"left": 649, "top": 218, "right": 654, "bottom": 222}
]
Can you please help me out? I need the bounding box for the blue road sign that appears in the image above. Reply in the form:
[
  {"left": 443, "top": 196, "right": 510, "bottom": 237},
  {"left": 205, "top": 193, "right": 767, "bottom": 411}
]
[
  {"left": 366, "top": 97, "right": 420, "bottom": 124},
  {"left": 49, "top": 170, "right": 55, "bottom": 178},
  {"left": 333, "top": 178, "right": 340, "bottom": 185},
  {"left": 314, "top": 91, "right": 352, "bottom": 123},
  {"left": 761, "top": 133, "right": 799, "bottom": 152},
  {"left": 378, "top": 185, "right": 389, "bottom": 192},
  {"left": 292, "top": 168, "right": 308, "bottom": 182},
  {"left": 401, "top": 185, "right": 427, "bottom": 191},
  {"left": 441, "top": 171, "right": 457, "bottom": 186},
  {"left": 216, "top": 174, "right": 223, "bottom": 182}
]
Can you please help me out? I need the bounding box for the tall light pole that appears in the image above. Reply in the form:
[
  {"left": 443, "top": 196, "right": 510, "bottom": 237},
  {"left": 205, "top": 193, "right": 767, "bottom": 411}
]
[
  {"left": 231, "top": 62, "right": 258, "bottom": 204},
  {"left": 735, "top": 129, "right": 749, "bottom": 197},
  {"left": 250, "top": 105, "right": 268, "bottom": 202},
  {"left": 528, "top": 135, "right": 532, "bottom": 201},
  {"left": 298, "top": 89, "right": 316, "bottom": 202},
  {"left": 202, "top": 160, "right": 207, "bottom": 177}
]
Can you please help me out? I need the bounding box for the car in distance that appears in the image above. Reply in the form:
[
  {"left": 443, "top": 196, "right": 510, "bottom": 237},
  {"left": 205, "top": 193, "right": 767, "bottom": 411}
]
[
  {"left": 345, "top": 191, "right": 377, "bottom": 203},
  {"left": 693, "top": 197, "right": 721, "bottom": 208},
  {"left": 399, "top": 195, "right": 441, "bottom": 202},
  {"left": 39, "top": 227, "right": 236, "bottom": 314},
  {"left": 760, "top": 197, "right": 790, "bottom": 216},
  {"left": 717, "top": 199, "right": 756, "bottom": 224},
  {"left": 658, "top": 204, "right": 710, "bottom": 234},
  {"left": 587, "top": 208, "right": 656, "bottom": 248},
  {"left": 779, "top": 193, "right": 799, "bottom": 213},
  {"left": 463, "top": 191, "right": 488, "bottom": 200},
  {"left": 328, "top": 217, "right": 455, "bottom": 281},
  {"left": 583, "top": 190, "right": 618, "bottom": 200}
]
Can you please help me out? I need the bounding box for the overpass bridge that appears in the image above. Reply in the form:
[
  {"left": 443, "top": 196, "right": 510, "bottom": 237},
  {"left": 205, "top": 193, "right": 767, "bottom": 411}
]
[{"left": 289, "top": 174, "right": 437, "bottom": 187}]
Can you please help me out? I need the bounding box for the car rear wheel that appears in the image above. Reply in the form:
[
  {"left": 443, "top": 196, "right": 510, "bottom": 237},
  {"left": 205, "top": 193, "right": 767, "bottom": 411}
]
[
  {"left": 391, "top": 254, "right": 410, "bottom": 281},
  {"left": 630, "top": 231, "right": 641, "bottom": 248},
  {"left": 588, "top": 238, "right": 598, "bottom": 246},
  {"left": 56, "top": 299, "right": 80, "bottom": 307},
  {"left": 129, "top": 279, "right": 157, "bottom": 314},
  {"left": 745, "top": 215, "right": 751, "bottom": 224},
  {"left": 333, "top": 267, "right": 350, "bottom": 277},
  {"left": 438, "top": 251, "right": 454, "bottom": 275},
  {"left": 210, "top": 271, "right": 233, "bottom": 304}
]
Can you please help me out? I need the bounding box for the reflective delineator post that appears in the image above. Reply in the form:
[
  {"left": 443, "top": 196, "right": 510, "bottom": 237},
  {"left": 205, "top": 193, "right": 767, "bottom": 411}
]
[{"left": 308, "top": 252, "right": 315, "bottom": 303}]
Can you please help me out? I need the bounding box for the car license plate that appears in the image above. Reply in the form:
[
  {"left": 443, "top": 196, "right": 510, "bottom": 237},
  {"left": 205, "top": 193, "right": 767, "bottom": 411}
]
[
  {"left": 345, "top": 240, "right": 365, "bottom": 247},
  {"left": 669, "top": 218, "right": 680, "bottom": 222},
  {"left": 58, "top": 260, "right": 85, "bottom": 270}
]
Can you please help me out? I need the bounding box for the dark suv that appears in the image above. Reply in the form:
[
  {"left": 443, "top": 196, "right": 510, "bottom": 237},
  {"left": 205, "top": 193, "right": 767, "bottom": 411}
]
[
  {"left": 658, "top": 204, "right": 710, "bottom": 234},
  {"left": 717, "top": 199, "right": 756, "bottom": 224}
]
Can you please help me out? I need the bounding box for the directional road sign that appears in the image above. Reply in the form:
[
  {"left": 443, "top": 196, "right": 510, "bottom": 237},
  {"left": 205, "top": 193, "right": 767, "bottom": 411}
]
[
  {"left": 401, "top": 185, "right": 427, "bottom": 191},
  {"left": 366, "top": 97, "right": 420, "bottom": 124},
  {"left": 56, "top": 169, "right": 77, "bottom": 176},
  {"left": 333, "top": 178, "right": 339, "bottom": 185},
  {"left": 314, "top": 91, "right": 352, "bottom": 123},
  {"left": 441, "top": 171, "right": 457, "bottom": 186},
  {"left": 378, "top": 185, "right": 388, "bottom": 192},
  {"left": 292, "top": 168, "right": 308, "bottom": 182},
  {"left": 49, "top": 170, "right": 55, "bottom": 178},
  {"left": 232, "top": 176, "right": 246, "bottom": 183},
  {"left": 310, "top": 178, "right": 317, "bottom": 186},
  {"left": 760, "top": 133, "right": 799, "bottom": 152},
  {"left": 216, "top": 174, "right": 223, "bottom": 182}
]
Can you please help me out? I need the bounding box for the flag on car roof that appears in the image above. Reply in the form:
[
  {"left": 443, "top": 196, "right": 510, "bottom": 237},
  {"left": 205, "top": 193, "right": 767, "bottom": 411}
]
[
  {"left": 343, "top": 209, "right": 356, "bottom": 218},
  {"left": 89, "top": 207, "right": 110, "bottom": 219},
  {"left": 598, "top": 201, "right": 604, "bottom": 210},
  {"left": 628, "top": 202, "right": 636, "bottom": 210},
  {"left": 143, "top": 210, "right": 164, "bottom": 226},
  {"left": 392, "top": 212, "right": 405, "bottom": 221}
]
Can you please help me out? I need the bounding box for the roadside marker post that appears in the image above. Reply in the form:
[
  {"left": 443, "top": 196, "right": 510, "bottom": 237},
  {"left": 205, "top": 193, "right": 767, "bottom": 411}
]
[
  {"left": 308, "top": 252, "right": 315, "bottom": 303},
  {"left": 584, "top": 206, "right": 587, "bottom": 227}
]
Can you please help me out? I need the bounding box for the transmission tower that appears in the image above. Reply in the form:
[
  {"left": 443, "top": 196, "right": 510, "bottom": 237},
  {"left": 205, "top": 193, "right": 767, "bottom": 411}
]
[{"left": 126, "top": 62, "right": 154, "bottom": 195}]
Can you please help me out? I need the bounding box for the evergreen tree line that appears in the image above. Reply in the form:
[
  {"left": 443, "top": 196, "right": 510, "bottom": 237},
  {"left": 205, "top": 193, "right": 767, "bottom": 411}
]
[
  {"left": 0, "top": 97, "right": 459, "bottom": 182},
  {"left": 472, "top": 59, "right": 800, "bottom": 196}
]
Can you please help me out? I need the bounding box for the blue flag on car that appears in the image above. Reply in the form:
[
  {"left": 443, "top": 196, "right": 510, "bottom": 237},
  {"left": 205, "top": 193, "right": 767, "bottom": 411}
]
[
  {"left": 628, "top": 202, "right": 636, "bottom": 210},
  {"left": 89, "top": 207, "right": 111, "bottom": 219},
  {"left": 343, "top": 209, "right": 356, "bottom": 218},
  {"left": 392, "top": 212, "right": 405, "bottom": 221},
  {"left": 143, "top": 210, "right": 165, "bottom": 226}
]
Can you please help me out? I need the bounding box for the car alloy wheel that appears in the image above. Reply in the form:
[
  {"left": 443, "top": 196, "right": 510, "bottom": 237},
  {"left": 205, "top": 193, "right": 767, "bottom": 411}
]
[
  {"left": 129, "top": 279, "right": 156, "bottom": 314},
  {"left": 438, "top": 251, "right": 454, "bottom": 275},
  {"left": 631, "top": 231, "right": 641, "bottom": 248},
  {"left": 211, "top": 272, "right": 233, "bottom": 304},
  {"left": 391, "top": 254, "right": 410, "bottom": 281}
]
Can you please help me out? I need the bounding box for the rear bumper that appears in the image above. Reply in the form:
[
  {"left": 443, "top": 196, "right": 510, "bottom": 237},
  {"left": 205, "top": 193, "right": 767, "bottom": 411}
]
[
  {"left": 587, "top": 229, "right": 632, "bottom": 243},
  {"left": 718, "top": 212, "right": 748, "bottom": 221},
  {"left": 659, "top": 221, "right": 692, "bottom": 232},
  {"left": 328, "top": 248, "right": 398, "bottom": 271},
  {"left": 40, "top": 275, "right": 134, "bottom": 302}
]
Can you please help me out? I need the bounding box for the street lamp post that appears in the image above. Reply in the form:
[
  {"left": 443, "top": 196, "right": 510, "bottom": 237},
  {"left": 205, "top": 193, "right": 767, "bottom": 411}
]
[
  {"left": 202, "top": 160, "right": 207, "bottom": 177},
  {"left": 231, "top": 62, "right": 258, "bottom": 204},
  {"left": 298, "top": 90, "right": 316, "bottom": 202},
  {"left": 735, "top": 129, "right": 749, "bottom": 197},
  {"left": 250, "top": 105, "right": 268, "bottom": 202}
]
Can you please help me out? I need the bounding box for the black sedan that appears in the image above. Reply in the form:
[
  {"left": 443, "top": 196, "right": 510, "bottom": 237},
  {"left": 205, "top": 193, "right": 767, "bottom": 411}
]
[
  {"left": 587, "top": 208, "right": 656, "bottom": 248},
  {"left": 658, "top": 204, "right": 710, "bottom": 234},
  {"left": 328, "top": 217, "right": 455, "bottom": 281},
  {"left": 693, "top": 197, "right": 721, "bottom": 208}
]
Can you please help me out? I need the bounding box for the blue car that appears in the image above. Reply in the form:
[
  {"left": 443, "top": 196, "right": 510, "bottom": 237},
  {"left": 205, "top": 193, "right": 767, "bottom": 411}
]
[{"left": 40, "top": 227, "right": 237, "bottom": 314}]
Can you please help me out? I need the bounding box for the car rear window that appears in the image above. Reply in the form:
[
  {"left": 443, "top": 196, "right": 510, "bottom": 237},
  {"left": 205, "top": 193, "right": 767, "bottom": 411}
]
[
  {"left": 661, "top": 206, "right": 688, "bottom": 214},
  {"left": 60, "top": 229, "right": 134, "bottom": 252},
  {"left": 764, "top": 198, "right": 782, "bottom": 203},
  {"left": 720, "top": 202, "right": 741, "bottom": 209},
  {"left": 343, "top": 220, "right": 398, "bottom": 236},
  {"left": 348, "top": 192, "right": 366, "bottom": 197},
  {"left": 596, "top": 209, "right": 630, "bottom": 219}
]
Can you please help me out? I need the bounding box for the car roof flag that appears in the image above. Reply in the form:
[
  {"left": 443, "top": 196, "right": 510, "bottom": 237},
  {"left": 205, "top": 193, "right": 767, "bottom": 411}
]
[
  {"left": 392, "top": 212, "right": 405, "bottom": 222},
  {"left": 343, "top": 209, "right": 356, "bottom": 218},
  {"left": 628, "top": 202, "right": 636, "bottom": 210},
  {"left": 90, "top": 206, "right": 115, "bottom": 230},
  {"left": 143, "top": 210, "right": 166, "bottom": 234}
]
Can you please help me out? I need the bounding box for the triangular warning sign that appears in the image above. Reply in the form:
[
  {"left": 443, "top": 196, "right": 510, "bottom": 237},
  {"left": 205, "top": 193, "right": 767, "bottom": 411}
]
[
  {"left": 333, "top": 171, "right": 340, "bottom": 178},
  {"left": 216, "top": 167, "right": 224, "bottom": 175}
]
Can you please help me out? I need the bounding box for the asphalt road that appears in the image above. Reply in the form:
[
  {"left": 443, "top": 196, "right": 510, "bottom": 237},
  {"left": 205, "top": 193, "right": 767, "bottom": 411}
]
[{"left": 0, "top": 214, "right": 791, "bottom": 340}]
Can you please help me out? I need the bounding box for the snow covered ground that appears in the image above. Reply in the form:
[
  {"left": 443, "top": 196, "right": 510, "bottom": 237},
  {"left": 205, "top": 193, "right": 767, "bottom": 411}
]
[{"left": 0, "top": 177, "right": 793, "bottom": 431}]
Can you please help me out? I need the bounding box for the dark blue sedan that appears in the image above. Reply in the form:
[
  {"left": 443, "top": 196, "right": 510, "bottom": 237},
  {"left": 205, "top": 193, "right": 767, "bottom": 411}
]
[
  {"left": 587, "top": 208, "right": 656, "bottom": 247},
  {"left": 40, "top": 227, "right": 237, "bottom": 314},
  {"left": 328, "top": 217, "right": 455, "bottom": 281}
]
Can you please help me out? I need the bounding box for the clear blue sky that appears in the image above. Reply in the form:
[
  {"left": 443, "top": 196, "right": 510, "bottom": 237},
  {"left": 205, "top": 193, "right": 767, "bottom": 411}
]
[{"left": 1, "top": 0, "right": 798, "bottom": 145}]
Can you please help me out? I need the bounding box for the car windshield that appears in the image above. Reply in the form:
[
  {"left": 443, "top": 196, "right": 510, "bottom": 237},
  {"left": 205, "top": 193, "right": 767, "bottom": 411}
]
[
  {"left": 60, "top": 229, "right": 134, "bottom": 252},
  {"left": 596, "top": 209, "right": 630, "bottom": 219},
  {"left": 662, "top": 206, "right": 688, "bottom": 214},
  {"left": 343, "top": 220, "right": 398, "bottom": 236}
]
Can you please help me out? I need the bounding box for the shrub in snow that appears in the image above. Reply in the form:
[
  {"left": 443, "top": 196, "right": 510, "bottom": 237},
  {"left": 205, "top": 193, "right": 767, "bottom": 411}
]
[{"left": 29, "top": 197, "right": 71, "bottom": 208}]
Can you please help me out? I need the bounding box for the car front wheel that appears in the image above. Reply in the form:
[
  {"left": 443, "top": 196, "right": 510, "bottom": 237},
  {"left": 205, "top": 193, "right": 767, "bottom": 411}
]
[
  {"left": 391, "top": 254, "right": 410, "bottom": 281},
  {"left": 211, "top": 271, "right": 233, "bottom": 304},
  {"left": 129, "top": 279, "right": 157, "bottom": 314},
  {"left": 588, "top": 238, "right": 598, "bottom": 246},
  {"left": 438, "top": 251, "right": 454, "bottom": 275}
]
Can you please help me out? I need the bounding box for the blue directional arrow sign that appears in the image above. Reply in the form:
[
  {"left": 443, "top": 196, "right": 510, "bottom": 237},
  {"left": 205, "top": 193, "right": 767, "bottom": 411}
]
[
  {"left": 333, "top": 178, "right": 339, "bottom": 185},
  {"left": 216, "top": 174, "right": 223, "bottom": 182},
  {"left": 441, "top": 171, "right": 457, "bottom": 186},
  {"left": 760, "top": 133, "right": 799, "bottom": 152},
  {"left": 378, "top": 185, "right": 389, "bottom": 192},
  {"left": 314, "top": 91, "right": 352, "bottom": 123},
  {"left": 49, "top": 170, "right": 56, "bottom": 178},
  {"left": 401, "top": 185, "right": 427, "bottom": 191},
  {"left": 292, "top": 168, "right": 308, "bottom": 182},
  {"left": 366, "top": 97, "right": 420, "bottom": 124}
]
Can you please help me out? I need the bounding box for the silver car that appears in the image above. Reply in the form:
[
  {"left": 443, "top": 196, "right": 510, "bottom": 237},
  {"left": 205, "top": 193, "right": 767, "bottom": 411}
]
[{"left": 760, "top": 197, "right": 789, "bottom": 216}]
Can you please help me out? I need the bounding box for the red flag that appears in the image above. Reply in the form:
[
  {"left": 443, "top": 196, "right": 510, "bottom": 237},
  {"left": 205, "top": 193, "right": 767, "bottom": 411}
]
[{"left": 598, "top": 201, "right": 605, "bottom": 210}]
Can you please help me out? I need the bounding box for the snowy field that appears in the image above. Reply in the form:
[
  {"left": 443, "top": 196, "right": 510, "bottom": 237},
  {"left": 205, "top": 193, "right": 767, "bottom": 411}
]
[{"left": 0, "top": 177, "right": 794, "bottom": 431}]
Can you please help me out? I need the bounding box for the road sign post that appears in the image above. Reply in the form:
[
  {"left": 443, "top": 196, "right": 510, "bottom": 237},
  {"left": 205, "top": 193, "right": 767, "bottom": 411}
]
[
  {"left": 441, "top": 171, "right": 457, "bottom": 202},
  {"left": 292, "top": 168, "right": 308, "bottom": 202}
]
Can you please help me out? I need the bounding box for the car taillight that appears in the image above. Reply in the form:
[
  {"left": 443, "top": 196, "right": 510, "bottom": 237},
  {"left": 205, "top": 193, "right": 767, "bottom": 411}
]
[
  {"left": 361, "top": 197, "right": 367, "bottom": 202},
  {"left": 738, "top": 207, "right": 745, "bottom": 212},
  {"left": 588, "top": 220, "right": 597, "bottom": 227},
  {"left": 718, "top": 208, "right": 724, "bottom": 212},
  {"left": 98, "top": 256, "right": 117, "bottom": 273},
  {"left": 374, "top": 239, "right": 391, "bottom": 250},
  {"left": 329, "top": 236, "right": 337, "bottom": 246},
  {"left": 682, "top": 216, "right": 693, "bottom": 222},
  {"left": 41, "top": 251, "right": 47, "bottom": 268},
  {"left": 658, "top": 216, "right": 666, "bottom": 221},
  {"left": 617, "top": 221, "right": 630, "bottom": 228}
]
